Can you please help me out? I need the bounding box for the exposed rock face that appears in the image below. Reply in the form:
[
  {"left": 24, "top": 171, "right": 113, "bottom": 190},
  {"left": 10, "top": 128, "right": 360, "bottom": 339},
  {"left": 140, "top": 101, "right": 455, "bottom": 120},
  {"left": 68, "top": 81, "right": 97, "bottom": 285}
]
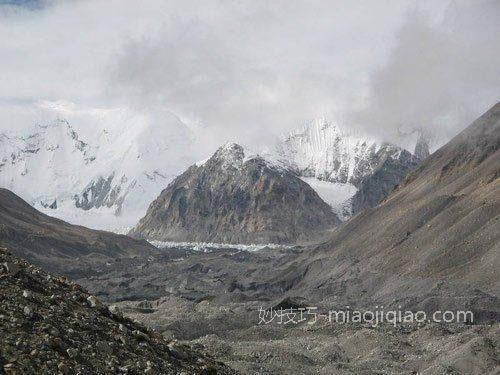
[
  {"left": 277, "top": 119, "right": 426, "bottom": 216},
  {"left": 349, "top": 147, "right": 421, "bottom": 214},
  {"left": 130, "top": 143, "right": 340, "bottom": 244},
  {"left": 0, "top": 247, "right": 234, "bottom": 374},
  {"left": 74, "top": 173, "right": 129, "bottom": 214},
  {"left": 0, "top": 188, "right": 157, "bottom": 275}
]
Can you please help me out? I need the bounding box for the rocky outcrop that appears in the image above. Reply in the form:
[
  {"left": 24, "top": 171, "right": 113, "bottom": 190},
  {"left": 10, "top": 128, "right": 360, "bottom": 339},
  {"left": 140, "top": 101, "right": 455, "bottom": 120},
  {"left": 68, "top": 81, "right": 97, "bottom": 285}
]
[
  {"left": 130, "top": 143, "right": 340, "bottom": 244},
  {"left": 0, "top": 246, "right": 234, "bottom": 374},
  {"left": 74, "top": 173, "right": 129, "bottom": 215},
  {"left": 413, "top": 133, "right": 430, "bottom": 160}
]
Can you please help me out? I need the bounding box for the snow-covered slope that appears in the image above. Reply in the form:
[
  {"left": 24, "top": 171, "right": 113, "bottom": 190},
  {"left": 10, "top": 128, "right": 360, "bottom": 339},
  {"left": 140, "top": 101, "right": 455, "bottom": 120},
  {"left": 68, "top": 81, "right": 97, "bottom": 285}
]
[
  {"left": 278, "top": 119, "right": 395, "bottom": 184},
  {"left": 277, "top": 119, "right": 426, "bottom": 218},
  {"left": 298, "top": 177, "right": 356, "bottom": 220},
  {"left": 0, "top": 119, "right": 97, "bottom": 208},
  {"left": 0, "top": 114, "right": 197, "bottom": 232}
]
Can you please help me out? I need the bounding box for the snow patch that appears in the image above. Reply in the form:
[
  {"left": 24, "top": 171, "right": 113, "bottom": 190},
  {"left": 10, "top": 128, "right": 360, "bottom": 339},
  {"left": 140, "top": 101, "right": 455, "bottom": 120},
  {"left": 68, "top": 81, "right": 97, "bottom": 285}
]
[
  {"left": 300, "top": 177, "right": 356, "bottom": 221},
  {"left": 35, "top": 199, "right": 136, "bottom": 233},
  {"left": 195, "top": 158, "right": 209, "bottom": 167},
  {"left": 212, "top": 142, "right": 287, "bottom": 172}
]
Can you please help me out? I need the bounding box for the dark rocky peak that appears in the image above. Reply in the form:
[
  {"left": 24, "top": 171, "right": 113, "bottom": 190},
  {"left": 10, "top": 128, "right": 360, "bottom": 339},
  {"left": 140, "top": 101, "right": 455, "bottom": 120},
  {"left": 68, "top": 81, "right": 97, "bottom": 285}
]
[
  {"left": 130, "top": 143, "right": 340, "bottom": 244},
  {"left": 212, "top": 142, "right": 246, "bottom": 163}
]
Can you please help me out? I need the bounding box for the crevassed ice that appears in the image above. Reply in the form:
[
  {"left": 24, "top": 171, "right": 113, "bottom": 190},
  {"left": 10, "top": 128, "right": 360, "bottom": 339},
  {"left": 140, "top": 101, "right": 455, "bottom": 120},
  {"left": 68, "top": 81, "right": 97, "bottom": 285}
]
[{"left": 149, "top": 240, "right": 295, "bottom": 252}]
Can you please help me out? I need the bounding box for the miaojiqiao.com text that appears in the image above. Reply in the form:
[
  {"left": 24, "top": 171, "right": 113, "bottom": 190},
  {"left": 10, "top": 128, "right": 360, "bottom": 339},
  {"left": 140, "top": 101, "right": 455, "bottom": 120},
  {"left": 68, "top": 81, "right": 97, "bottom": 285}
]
[{"left": 258, "top": 306, "right": 474, "bottom": 327}]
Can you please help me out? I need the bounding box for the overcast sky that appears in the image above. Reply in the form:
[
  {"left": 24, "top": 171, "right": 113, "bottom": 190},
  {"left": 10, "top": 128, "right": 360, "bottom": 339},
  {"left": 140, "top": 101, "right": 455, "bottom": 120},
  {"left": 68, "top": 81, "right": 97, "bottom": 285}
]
[{"left": 0, "top": 0, "right": 499, "bottom": 154}]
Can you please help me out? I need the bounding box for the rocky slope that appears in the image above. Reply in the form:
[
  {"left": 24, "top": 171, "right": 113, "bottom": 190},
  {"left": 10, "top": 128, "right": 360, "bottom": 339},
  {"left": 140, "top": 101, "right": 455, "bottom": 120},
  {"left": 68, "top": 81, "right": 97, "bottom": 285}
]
[
  {"left": 277, "top": 119, "right": 427, "bottom": 216},
  {"left": 76, "top": 215, "right": 499, "bottom": 374},
  {"left": 130, "top": 143, "right": 340, "bottom": 244},
  {"left": 0, "top": 188, "right": 157, "bottom": 275},
  {"left": 0, "top": 246, "right": 234, "bottom": 374},
  {"left": 267, "top": 102, "right": 500, "bottom": 318}
]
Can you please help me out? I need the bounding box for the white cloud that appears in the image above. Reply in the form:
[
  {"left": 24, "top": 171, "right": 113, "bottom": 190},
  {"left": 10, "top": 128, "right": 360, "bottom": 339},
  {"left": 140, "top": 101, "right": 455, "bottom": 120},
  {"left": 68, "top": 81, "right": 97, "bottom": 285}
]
[{"left": 0, "top": 0, "right": 499, "bottom": 154}]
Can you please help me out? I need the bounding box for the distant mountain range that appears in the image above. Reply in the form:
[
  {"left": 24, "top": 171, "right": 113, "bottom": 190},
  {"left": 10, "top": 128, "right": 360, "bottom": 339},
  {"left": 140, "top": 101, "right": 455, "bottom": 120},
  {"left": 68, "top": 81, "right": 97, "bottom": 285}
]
[{"left": 0, "top": 117, "right": 427, "bottom": 236}]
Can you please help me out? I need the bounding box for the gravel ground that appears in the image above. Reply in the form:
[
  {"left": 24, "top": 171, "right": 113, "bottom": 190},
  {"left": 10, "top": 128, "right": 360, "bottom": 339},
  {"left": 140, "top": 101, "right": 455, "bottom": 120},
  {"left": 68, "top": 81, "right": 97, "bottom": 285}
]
[
  {"left": 117, "top": 296, "right": 500, "bottom": 375},
  {"left": 0, "top": 247, "right": 236, "bottom": 375}
]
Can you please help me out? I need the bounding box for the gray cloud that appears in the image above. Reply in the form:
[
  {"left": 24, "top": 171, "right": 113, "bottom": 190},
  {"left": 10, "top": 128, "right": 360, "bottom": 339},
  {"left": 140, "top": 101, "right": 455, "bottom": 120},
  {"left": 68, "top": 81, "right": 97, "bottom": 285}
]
[{"left": 351, "top": 0, "right": 500, "bottom": 149}]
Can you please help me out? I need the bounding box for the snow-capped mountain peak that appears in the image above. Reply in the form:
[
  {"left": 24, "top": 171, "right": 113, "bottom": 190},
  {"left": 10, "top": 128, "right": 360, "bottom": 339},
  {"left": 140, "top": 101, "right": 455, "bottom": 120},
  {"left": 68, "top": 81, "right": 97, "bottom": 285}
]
[
  {"left": 0, "top": 119, "right": 98, "bottom": 204},
  {"left": 0, "top": 114, "right": 198, "bottom": 232},
  {"left": 276, "top": 118, "right": 425, "bottom": 219},
  {"left": 212, "top": 142, "right": 247, "bottom": 168},
  {"left": 277, "top": 118, "right": 417, "bottom": 186},
  {"left": 0, "top": 113, "right": 427, "bottom": 233}
]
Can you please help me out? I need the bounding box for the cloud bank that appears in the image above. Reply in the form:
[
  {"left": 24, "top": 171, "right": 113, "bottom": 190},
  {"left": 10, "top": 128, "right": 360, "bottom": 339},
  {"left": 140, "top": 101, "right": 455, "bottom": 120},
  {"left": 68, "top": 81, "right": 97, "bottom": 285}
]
[{"left": 0, "top": 0, "right": 499, "bottom": 155}]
